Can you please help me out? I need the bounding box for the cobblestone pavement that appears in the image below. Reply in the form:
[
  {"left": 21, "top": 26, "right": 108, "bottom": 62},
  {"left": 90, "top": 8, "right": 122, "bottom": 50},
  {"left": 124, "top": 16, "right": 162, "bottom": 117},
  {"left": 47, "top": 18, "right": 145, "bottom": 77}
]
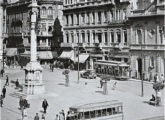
[{"left": 0, "top": 67, "right": 164, "bottom": 120}]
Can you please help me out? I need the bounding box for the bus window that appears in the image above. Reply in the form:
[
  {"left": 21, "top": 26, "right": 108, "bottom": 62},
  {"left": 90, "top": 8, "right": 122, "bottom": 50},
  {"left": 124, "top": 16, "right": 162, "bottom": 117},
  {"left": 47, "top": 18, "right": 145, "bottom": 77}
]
[
  {"left": 102, "top": 109, "right": 107, "bottom": 116},
  {"left": 84, "top": 111, "right": 90, "bottom": 119},
  {"left": 107, "top": 108, "right": 112, "bottom": 115},
  {"left": 78, "top": 112, "right": 83, "bottom": 119},
  {"left": 117, "top": 106, "right": 122, "bottom": 113},
  {"left": 90, "top": 111, "right": 95, "bottom": 118}
]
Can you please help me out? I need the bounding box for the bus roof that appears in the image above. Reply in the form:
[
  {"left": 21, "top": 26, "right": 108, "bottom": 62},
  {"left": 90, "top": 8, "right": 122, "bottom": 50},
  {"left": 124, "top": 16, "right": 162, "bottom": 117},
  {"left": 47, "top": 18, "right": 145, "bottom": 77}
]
[{"left": 70, "top": 100, "right": 123, "bottom": 112}]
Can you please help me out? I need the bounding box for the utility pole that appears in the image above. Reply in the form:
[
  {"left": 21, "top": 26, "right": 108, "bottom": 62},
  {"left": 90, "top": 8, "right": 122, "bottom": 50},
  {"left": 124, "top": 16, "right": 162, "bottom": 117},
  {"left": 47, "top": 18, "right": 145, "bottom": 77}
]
[{"left": 141, "top": 34, "right": 144, "bottom": 97}]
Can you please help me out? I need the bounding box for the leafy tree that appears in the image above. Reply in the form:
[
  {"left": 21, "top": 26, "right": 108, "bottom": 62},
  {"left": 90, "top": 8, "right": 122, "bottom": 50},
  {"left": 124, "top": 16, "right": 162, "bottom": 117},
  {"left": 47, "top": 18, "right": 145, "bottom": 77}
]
[{"left": 52, "top": 17, "right": 63, "bottom": 54}]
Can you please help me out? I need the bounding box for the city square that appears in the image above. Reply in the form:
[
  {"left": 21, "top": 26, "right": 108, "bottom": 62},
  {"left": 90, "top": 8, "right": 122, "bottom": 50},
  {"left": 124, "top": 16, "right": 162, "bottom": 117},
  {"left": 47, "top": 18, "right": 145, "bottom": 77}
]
[
  {"left": 0, "top": 0, "right": 165, "bottom": 120},
  {"left": 0, "top": 67, "right": 164, "bottom": 120}
]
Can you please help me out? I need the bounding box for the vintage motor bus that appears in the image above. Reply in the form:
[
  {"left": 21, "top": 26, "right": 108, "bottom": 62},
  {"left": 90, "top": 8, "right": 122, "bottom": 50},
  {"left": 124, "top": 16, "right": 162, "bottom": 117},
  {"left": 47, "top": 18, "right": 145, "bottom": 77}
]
[
  {"left": 67, "top": 100, "right": 124, "bottom": 120},
  {"left": 94, "top": 60, "right": 130, "bottom": 80}
]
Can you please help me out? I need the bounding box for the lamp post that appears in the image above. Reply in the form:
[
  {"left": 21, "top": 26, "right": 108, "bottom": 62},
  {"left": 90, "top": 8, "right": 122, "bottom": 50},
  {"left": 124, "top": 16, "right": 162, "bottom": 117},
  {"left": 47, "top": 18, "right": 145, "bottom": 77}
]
[
  {"left": 77, "top": 39, "right": 80, "bottom": 84},
  {"left": 141, "top": 34, "right": 144, "bottom": 97}
]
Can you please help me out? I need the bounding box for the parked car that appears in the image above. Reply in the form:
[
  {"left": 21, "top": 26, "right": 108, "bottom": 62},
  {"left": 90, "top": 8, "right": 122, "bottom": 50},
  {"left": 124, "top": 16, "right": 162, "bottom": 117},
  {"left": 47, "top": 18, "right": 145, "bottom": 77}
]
[{"left": 80, "top": 69, "right": 96, "bottom": 79}]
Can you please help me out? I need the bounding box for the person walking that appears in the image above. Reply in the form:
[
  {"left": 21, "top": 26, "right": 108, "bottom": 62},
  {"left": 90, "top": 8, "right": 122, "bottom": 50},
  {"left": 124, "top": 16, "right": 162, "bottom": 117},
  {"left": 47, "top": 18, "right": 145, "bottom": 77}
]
[
  {"left": 2, "top": 86, "right": 6, "bottom": 98},
  {"left": 5, "top": 75, "right": 9, "bottom": 86},
  {"left": 55, "top": 114, "right": 60, "bottom": 120},
  {"left": 19, "top": 96, "right": 24, "bottom": 109},
  {"left": 1, "top": 69, "right": 4, "bottom": 77},
  {"left": 0, "top": 94, "right": 3, "bottom": 107},
  {"left": 41, "top": 113, "right": 45, "bottom": 120},
  {"left": 34, "top": 113, "right": 39, "bottom": 120},
  {"left": 42, "top": 99, "right": 48, "bottom": 114},
  {"left": 15, "top": 79, "right": 19, "bottom": 88},
  {"left": 100, "top": 79, "right": 103, "bottom": 88},
  {"left": 61, "top": 110, "right": 65, "bottom": 120}
]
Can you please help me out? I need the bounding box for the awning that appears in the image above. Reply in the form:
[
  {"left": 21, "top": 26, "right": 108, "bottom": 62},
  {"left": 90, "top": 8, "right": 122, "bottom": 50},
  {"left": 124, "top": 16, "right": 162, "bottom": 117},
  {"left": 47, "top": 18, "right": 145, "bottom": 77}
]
[
  {"left": 59, "top": 50, "right": 75, "bottom": 59},
  {"left": 74, "top": 54, "right": 89, "bottom": 63},
  {"left": 19, "top": 50, "right": 30, "bottom": 58},
  {"left": 6, "top": 48, "right": 17, "bottom": 57},
  {"left": 38, "top": 51, "right": 58, "bottom": 60}
]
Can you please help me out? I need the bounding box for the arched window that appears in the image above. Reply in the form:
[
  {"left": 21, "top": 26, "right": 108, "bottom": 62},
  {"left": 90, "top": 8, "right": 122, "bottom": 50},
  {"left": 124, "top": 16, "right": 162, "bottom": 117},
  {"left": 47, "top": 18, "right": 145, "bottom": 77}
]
[
  {"left": 48, "top": 7, "right": 53, "bottom": 15},
  {"left": 149, "top": 57, "right": 154, "bottom": 67},
  {"left": 137, "top": 29, "right": 142, "bottom": 44},
  {"left": 41, "top": 7, "right": 47, "bottom": 15}
]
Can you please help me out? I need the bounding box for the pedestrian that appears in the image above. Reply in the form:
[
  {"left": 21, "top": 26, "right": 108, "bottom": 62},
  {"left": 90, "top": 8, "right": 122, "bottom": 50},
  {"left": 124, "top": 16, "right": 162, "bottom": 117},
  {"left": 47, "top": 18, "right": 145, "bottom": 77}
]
[
  {"left": 0, "top": 94, "right": 3, "bottom": 107},
  {"left": 59, "top": 112, "right": 65, "bottom": 120},
  {"left": 34, "top": 113, "right": 39, "bottom": 120},
  {"left": 61, "top": 110, "right": 65, "bottom": 120},
  {"left": 112, "top": 82, "right": 117, "bottom": 90},
  {"left": 5, "top": 75, "right": 9, "bottom": 86},
  {"left": 1, "top": 69, "right": 4, "bottom": 77},
  {"left": 100, "top": 79, "right": 103, "bottom": 88},
  {"left": 52, "top": 64, "right": 54, "bottom": 72},
  {"left": 15, "top": 79, "right": 19, "bottom": 88},
  {"left": 55, "top": 114, "right": 59, "bottom": 120},
  {"left": 19, "top": 96, "right": 24, "bottom": 109},
  {"left": 160, "top": 74, "right": 164, "bottom": 83},
  {"left": 42, "top": 99, "right": 48, "bottom": 114},
  {"left": 2, "top": 86, "right": 6, "bottom": 98},
  {"left": 41, "top": 113, "right": 45, "bottom": 120}
]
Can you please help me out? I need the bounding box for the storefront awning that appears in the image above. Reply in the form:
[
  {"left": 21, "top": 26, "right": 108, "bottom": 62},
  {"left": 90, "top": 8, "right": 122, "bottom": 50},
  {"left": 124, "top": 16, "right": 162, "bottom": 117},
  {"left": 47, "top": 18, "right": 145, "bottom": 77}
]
[
  {"left": 38, "top": 51, "right": 58, "bottom": 60},
  {"left": 59, "top": 50, "right": 74, "bottom": 59},
  {"left": 74, "top": 54, "right": 89, "bottom": 63},
  {"left": 6, "top": 48, "right": 17, "bottom": 57}
]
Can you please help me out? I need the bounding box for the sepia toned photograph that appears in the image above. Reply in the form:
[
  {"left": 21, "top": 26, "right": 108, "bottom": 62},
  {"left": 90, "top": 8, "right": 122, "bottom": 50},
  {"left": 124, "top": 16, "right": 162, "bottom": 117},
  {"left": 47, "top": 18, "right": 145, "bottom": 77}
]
[{"left": 0, "top": 0, "right": 164, "bottom": 120}]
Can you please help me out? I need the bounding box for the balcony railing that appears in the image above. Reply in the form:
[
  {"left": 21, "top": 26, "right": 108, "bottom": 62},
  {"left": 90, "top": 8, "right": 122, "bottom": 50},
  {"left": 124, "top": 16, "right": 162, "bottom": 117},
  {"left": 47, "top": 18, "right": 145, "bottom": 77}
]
[{"left": 130, "top": 44, "right": 165, "bottom": 51}]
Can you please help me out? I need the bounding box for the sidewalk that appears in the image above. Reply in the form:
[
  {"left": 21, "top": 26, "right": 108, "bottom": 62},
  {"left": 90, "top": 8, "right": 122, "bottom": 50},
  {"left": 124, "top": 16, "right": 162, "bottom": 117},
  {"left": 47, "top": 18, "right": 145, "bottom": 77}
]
[{"left": 0, "top": 68, "right": 164, "bottom": 120}]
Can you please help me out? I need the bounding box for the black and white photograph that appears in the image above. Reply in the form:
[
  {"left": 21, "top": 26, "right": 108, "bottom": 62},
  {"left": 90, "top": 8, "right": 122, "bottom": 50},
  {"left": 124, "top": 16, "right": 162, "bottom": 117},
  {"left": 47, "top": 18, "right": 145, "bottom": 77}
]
[{"left": 0, "top": 0, "right": 164, "bottom": 120}]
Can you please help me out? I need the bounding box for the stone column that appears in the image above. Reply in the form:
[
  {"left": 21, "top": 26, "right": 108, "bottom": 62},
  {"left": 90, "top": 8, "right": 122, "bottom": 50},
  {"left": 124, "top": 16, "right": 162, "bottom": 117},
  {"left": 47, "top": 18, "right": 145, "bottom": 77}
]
[
  {"left": 89, "top": 12, "right": 93, "bottom": 25},
  {"left": 30, "top": 10, "right": 37, "bottom": 62},
  {"left": 156, "top": 25, "right": 160, "bottom": 44},
  {"left": 156, "top": 55, "right": 161, "bottom": 76},
  {"left": 90, "top": 30, "right": 93, "bottom": 45},
  {"left": 101, "top": 11, "right": 105, "bottom": 23},
  {"left": 73, "top": 14, "right": 77, "bottom": 25},
  {"left": 0, "top": 1, "right": 3, "bottom": 65},
  {"left": 90, "top": 57, "right": 94, "bottom": 70},
  {"left": 24, "top": 1, "right": 45, "bottom": 95},
  {"left": 63, "top": 32, "right": 67, "bottom": 43},
  {"left": 46, "top": 38, "right": 49, "bottom": 46},
  {"left": 95, "top": 12, "right": 98, "bottom": 25},
  {"left": 79, "top": 31, "right": 82, "bottom": 43},
  {"left": 85, "top": 30, "right": 88, "bottom": 43},
  {"left": 102, "top": 31, "right": 105, "bottom": 44},
  {"left": 79, "top": 13, "right": 81, "bottom": 25},
  {"left": 121, "top": 29, "right": 124, "bottom": 44},
  {"left": 144, "top": 56, "right": 150, "bottom": 80}
]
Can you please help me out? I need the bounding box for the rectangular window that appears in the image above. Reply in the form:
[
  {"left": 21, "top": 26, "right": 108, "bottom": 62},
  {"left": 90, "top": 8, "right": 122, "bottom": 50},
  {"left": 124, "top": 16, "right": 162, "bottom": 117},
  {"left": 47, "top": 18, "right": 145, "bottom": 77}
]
[
  {"left": 117, "top": 33, "right": 121, "bottom": 43},
  {"left": 104, "top": 11, "right": 107, "bottom": 22},
  {"left": 77, "top": 14, "right": 79, "bottom": 25},
  {"left": 81, "top": 13, "right": 85, "bottom": 24},
  {"left": 92, "top": 12, "right": 95, "bottom": 24},
  {"left": 111, "top": 33, "right": 114, "bottom": 43},
  {"left": 98, "top": 33, "right": 102, "bottom": 43},
  {"left": 66, "top": 34, "right": 69, "bottom": 43},
  {"left": 105, "top": 32, "right": 108, "bottom": 43},
  {"left": 87, "top": 32, "right": 90, "bottom": 43},
  {"left": 66, "top": 15, "right": 69, "bottom": 25},
  {"left": 124, "top": 31, "right": 127, "bottom": 43},
  {"left": 98, "top": 12, "right": 101, "bottom": 24},
  {"left": 93, "top": 33, "right": 95, "bottom": 43},
  {"left": 82, "top": 33, "right": 85, "bottom": 43}
]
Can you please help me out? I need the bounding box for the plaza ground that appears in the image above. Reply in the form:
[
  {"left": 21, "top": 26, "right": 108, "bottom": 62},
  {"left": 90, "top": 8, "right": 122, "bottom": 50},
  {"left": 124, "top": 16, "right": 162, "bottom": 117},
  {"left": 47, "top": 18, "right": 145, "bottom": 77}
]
[{"left": 0, "top": 67, "right": 164, "bottom": 120}]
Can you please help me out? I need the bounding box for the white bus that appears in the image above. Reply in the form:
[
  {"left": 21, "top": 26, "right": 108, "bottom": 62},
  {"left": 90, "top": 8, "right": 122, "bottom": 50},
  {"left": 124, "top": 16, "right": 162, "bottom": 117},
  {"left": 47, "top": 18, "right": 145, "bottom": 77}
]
[{"left": 67, "top": 100, "right": 124, "bottom": 120}]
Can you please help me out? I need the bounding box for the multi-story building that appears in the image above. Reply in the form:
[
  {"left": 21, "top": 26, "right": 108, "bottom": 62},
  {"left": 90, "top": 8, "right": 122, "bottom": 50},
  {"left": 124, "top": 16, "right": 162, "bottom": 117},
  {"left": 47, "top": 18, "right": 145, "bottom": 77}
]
[
  {"left": 129, "top": 0, "right": 165, "bottom": 80},
  {"left": 5, "top": 0, "right": 63, "bottom": 65},
  {"left": 62, "top": 0, "right": 131, "bottom": 70}
]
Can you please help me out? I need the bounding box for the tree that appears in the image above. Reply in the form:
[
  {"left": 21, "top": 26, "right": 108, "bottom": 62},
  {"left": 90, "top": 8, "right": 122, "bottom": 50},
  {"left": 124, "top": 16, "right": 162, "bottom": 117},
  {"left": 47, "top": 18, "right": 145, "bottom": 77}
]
[{"left": 52, "top": 17, "right": 63, "bottom": 54}]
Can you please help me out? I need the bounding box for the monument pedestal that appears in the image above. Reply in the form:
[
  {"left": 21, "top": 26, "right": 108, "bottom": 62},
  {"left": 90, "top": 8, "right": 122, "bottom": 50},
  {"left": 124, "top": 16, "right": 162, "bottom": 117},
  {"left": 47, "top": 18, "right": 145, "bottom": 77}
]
[{"left": 24, "top": 62, "right": 45, "bottom": 94}]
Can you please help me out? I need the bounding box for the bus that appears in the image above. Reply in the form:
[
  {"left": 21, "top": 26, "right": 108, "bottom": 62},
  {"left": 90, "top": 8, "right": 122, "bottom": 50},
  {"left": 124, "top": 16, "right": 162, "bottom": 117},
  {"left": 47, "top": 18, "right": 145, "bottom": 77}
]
[
  {"left": 67, "top": 100, "right": 124, "bottom": 120},
  {"left": 94, "top": 60, "right": 130, "bottom": 80}
]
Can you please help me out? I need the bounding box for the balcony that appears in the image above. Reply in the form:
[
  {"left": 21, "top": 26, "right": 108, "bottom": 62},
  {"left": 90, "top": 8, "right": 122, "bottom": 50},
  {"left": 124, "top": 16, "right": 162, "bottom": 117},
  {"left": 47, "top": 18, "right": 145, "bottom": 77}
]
[
  {"left": 130, "top": 44, "right": 165, "bottom": 51},
  {"left": 107, "top": 19, "right": 127, "bottom": 25},
  {"left": 61, "top": 43, "right": 73, "bottom": 48}
]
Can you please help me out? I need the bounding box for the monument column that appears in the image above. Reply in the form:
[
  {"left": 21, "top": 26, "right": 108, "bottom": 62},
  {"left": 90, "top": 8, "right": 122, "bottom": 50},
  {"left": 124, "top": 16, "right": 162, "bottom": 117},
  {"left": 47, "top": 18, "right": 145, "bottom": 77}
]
[
  {"left": 0, "top": 0, "right": 3, "bottom": 70},
  {"left": 24, "top": 0, "right": 45, "bottom": 95}
]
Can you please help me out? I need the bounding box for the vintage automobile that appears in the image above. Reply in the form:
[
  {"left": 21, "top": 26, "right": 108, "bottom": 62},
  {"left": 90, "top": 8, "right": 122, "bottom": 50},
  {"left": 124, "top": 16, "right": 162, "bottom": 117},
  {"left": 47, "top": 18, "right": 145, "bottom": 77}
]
[{"left": 80, "top": 69, "right": 97, "bottom": 79}]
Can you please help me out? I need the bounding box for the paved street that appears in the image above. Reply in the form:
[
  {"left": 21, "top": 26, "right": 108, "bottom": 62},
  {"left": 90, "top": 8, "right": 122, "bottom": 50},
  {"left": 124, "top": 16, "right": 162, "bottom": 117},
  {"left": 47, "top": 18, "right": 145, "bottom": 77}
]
[{"left": 0, "top": 67, "right": 164, "bottom": 120}]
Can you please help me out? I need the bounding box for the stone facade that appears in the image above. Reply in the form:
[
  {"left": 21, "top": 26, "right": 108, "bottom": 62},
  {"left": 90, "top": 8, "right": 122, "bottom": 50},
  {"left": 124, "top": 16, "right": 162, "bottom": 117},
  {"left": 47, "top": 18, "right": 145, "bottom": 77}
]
[
  {"left": 62, "top": 0, "right": 131, "bottom": 69},
  {"left": 5, "top": 0, "right": 63, "bottom": 57},
  {"left": 129, "top": 0, "right": 165, "bottom": 80}
]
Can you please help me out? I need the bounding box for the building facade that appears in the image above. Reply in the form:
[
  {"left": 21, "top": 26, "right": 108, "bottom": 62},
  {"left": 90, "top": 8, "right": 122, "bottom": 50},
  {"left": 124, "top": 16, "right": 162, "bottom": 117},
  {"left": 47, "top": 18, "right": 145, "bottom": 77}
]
[
  {"left": 5, "top": 0, "right": 63, "bottom": 65},
  {"left": 129, "top": 0, "right": 165, "bottom": 80},
  {"left": 62, "top": 0, "right": 131, "bottom": 70}
]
